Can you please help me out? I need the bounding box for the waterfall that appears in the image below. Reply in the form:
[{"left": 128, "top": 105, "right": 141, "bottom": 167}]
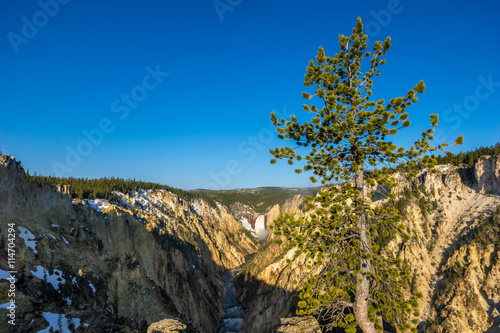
[{"left": 254, "top": 214, "right": 269, "bottom": 242}]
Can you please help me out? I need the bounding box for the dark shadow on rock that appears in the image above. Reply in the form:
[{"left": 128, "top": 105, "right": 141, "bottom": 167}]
[
  {"left": 235, "top": 271, "right": 298, "bottom": 333},
  {"left": 0, "top": 157, "right": 232, "bottom": 333}
]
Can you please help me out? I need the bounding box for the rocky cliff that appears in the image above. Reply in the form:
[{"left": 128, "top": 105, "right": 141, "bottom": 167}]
[
  {"left": 2, "top": 152, "right": 499, "bottom": 332},
  {"left": 475, "top": 155, "right": 500, "bottom": 195},
  {"left": 235, "top": 194, "right": 316, "bottom": 333},
  {"left": 0, "top": 154, "right": 258, "bottom": 332},
  {"left": 236, "top": 155, "right": 500, "bottom": 332}
]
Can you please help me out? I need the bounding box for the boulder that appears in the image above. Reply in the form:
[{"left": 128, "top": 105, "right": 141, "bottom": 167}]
[
  {"left": 275, "top": 316, "right": 321, "bottom": 333},
  {"left": 147, "top": 319, "right": 187, "bottom": 333}
]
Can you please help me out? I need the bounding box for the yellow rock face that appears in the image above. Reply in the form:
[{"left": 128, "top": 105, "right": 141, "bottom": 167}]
[
  {"left": 0, "top": 154, "right": 258, "bottom": 333},
  {"left": 237, "top": 158, "right": 500, "bottom": 332}
]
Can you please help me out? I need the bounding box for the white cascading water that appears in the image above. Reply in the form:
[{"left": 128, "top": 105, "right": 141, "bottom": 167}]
[{"left": 254, "top": 215, "right": 269, "bottom": 242}]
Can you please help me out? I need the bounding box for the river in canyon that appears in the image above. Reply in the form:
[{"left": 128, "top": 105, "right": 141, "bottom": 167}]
[{"left": 218, "top": 268, "right": 245, "bottom": 333}]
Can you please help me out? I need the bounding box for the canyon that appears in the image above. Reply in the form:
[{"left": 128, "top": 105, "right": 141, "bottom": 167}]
[{"left": 0, "top": 153, "right": 499, "bottom": 332}]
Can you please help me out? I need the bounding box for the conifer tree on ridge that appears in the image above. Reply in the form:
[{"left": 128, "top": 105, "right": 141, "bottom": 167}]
[{"left": 269, "top": 17, "right": 462, "bottom": 333}]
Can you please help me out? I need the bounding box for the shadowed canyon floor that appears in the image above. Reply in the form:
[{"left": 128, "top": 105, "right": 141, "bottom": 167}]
[{"left": 218, "top": 268, "right": 245, "bottom": 333}]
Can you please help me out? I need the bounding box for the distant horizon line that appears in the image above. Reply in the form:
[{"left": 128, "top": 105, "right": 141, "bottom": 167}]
[
  {"left": 2, "top": 152, "right": 319, "bottom": 192},
  {"left": 4, "top": 141, "right": 498, "bottom": 192}
]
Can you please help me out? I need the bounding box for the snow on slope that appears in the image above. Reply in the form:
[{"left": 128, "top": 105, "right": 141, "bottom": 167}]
[
  {"left": 18, "top": 226, "right": 38, "bottom": 254},
  {"left": 239, "top": 217, "right": 257, "bottom": 237},
  {"left": 38, "top": 312, "right": 81, "bottom": 333},
  {"left": 31, "top": 266, "right": 66, "bottom": 290},
  {"left": 83, "top": 199, "right": 110, "bottom": 212},
  {"left": 113, "top": 190, "right": 172, "bottom": 228}
]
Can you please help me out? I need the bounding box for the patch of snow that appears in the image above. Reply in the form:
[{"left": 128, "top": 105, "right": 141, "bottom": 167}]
[
  {"left": 191, "top": 201, "right": 203, "bottom": 216},
  {"left": 135, "top": 190, "right": 172, "bottom": 226},
  {"left": 31, "top": 266, "right": 66, "bottom": 290},
  {"left": 239, "top": 218, "right": 256, "bottom": 236},
  {"left": 48, "top": 233, "right": 56, "bottom": 240},
  {"left": 69, "top": 227, "right": 75, "bottom": 233},
  {"left": 83, "top": 323, "right": 89, "bottom": 327},
  {"left": 61, "top": 236, "right": 69, "bottom": 245},
  {"left": 141, "top": 190, "right": 164, "bottom": 206},
  {"left": 18, "top": 226, "right": 38, "bottom": 254},
  {"left": 51, "top": 224, "right": 59, "bottom": 228},
  {"left": 132, "top": 191, "right": 149, "bottom": 210},
  {"left": 63, "top": 297, "right": 72, "bottom": 306},
  {"left": 0, "top": 269, "right": 13, "bottom": 280},
  {"left": 88, "top": 281, "right": 96, "bottom": 293},
  {"left": 115, "top": 190, "right": 174, "bottom": 228},
  {"left": 38, "top": 312, "right": 80, "bottom": 333},
  {"left": 113, "top": 191, "right": 133, "bottom": 208},
  {"left": 71, "top": 277, "right": 78, "bottom": 286},
  {"left": 84, "top": 199, "right": 110, "bottom": 212},
  {"left": 0, "top": 302, "right": 16, "bottom": 309},
  {"left": 149, "top": 206, "right": 170, "bottom": 226},
  {"left": 193, "top": 265, "right": 196, "bottom": 269}
]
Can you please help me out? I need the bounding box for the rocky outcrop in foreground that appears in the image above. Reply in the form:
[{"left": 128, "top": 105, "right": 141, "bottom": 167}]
[
  {"left": 274, "top": 316, "right": 321, "bottom": 333},
  {"left": 147, "top": 319, "right": 187, "bottom": 333}
]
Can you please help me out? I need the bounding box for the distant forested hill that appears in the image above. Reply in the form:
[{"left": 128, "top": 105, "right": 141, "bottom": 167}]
[
  {"left": 24, "top": 173, "right": 208, "bottom": 205},
  {"left": 24, "top": 172, "right": 319, "bottom": 213},
  {"left": 435, "top": 142, "right": 500, "bottom": 167},
  {"left": 195, "top": 187, "right": 322, "bottom": 213},
  {"left": 21, "top": 143, "right": 499, "bottom": 212}
]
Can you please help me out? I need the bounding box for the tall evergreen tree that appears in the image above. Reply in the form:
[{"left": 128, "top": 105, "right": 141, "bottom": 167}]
[{"left": 269, "top": 18, "right": 462, "bottom": 332}]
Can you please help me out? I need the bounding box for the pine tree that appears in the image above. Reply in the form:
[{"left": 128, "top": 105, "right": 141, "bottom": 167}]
[
  {"left": 269, "top": 18, "right": 462, "bottom": 332},
  {"left": 19, "top": 248, "right": 26, "bottom": 285}
]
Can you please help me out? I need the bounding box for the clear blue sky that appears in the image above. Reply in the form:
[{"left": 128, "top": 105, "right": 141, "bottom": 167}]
[{"left": 1, "top": 0, "right": 499, "bottom": 190}]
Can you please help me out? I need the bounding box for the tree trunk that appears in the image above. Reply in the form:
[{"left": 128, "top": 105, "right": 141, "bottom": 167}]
[{"left": 354, "top": 169, "right": 377, "bottom": 333}]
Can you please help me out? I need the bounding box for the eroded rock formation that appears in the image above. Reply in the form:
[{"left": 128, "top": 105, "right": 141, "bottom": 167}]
[
  {"left": 2, "top": 152, "right": 500, "bottom": 332},
  {"left": 237, "top": 159, "right": 500, "bottom": 332},
  {"left": 0, "top": 154, "right": 258, "bottom": 332}
]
